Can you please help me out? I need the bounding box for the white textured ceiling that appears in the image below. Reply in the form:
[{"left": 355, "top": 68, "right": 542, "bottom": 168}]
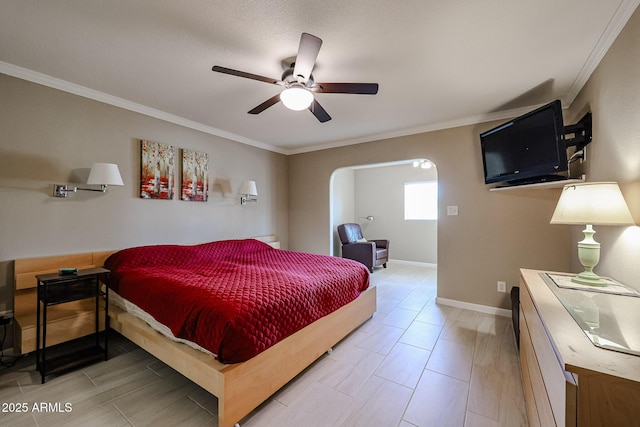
[{"left": 1, "top": 0, "right": 638, "bottom": 154}]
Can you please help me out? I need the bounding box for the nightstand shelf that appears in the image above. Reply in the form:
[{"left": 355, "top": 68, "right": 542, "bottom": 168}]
[{"left": 36, "top": 268, "right": 109, "bottom": 383}]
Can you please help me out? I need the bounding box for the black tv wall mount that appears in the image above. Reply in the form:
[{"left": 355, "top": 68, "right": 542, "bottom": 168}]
[{"left": 564, "top": 112, "right": 592, "bottom": 152}]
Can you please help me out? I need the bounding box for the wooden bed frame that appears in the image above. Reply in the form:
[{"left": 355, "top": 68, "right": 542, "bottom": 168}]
[{"left": 14, "top": 249, "right": 377, "bottom": 427}]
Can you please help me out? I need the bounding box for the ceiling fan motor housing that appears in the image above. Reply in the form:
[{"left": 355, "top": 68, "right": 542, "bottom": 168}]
[{"left": 281, "top": 66, "right": 314, "bottom": 87}]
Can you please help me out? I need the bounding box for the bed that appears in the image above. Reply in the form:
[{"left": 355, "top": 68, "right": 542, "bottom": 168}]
[{"left": 13, "top": 239, "right": 377, "bottom": 427}]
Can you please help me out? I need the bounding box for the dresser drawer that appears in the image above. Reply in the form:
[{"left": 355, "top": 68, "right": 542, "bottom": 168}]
[
  {"left": 520, "top": 278, "right": 576, "bottom": 426},
  {"left": 520, "top": 306, "right": 555, "bottom": 426}
]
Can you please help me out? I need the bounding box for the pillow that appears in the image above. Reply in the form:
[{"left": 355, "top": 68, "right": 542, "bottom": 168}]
[{"left": 356, "top": 238, "right": 368, "bottom": 243}]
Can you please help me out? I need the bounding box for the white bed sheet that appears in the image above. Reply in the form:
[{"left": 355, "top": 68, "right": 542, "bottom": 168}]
[{"left": 109, "top": 290, "right": 215, "bottom": 357}]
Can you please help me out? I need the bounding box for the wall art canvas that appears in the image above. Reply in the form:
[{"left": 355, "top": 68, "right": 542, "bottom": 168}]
[
  {"left": 140, "top": 140, "right": 175, "bottom": 199},
  {"left": 181, "top": 149, "right": 209, "bottom": 201}
]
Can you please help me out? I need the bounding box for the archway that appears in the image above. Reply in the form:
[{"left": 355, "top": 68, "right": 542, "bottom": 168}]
[{"left": 329, "top": 158, "right": 438, "bottom": 266}]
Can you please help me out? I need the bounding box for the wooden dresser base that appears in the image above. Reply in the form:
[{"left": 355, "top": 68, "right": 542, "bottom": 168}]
[{"left": 519, "top": 269, "right": 640, "bottom": 426}]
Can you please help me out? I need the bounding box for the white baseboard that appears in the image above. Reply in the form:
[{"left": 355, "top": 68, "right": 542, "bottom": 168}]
[
  {"left": 388, "top": 259, "right": 437, "bottom": 268},
  {"left": 435, "top": 297, "right": 512, "bottom": 318}
]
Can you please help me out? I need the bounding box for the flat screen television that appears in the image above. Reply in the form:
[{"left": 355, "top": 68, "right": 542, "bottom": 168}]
[{"left": 480, "top": 99, "right": 567, "bottom": 185}]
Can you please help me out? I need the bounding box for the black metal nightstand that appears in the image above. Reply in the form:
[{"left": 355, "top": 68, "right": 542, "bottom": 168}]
[{"left": 35, "top": 267, "right": 109, "bottom": 383}]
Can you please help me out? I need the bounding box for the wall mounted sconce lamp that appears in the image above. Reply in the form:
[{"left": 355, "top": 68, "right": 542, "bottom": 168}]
[
  {"left": 239, "top": 180, "right": 258, "bottom": 205},
  {"left": 359, "top": 216, "right": 375, "bottom": 221},
  {"left": 53, "top": 163, "right": 124, "bottom": 198}
]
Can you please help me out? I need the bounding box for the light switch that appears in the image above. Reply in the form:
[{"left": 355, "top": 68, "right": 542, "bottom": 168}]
[{"left": 447, "top": 206, "right": 458, "bottom": 216}]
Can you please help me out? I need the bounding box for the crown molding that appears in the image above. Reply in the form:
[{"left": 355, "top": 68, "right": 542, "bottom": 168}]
[
  {"left": 0, "top": 61, "right": 288, "bottom": 155},
  {"left": 286, "top": 104, "right": 544, "bottom": 155},
  {"left": 565, "top": 0, "right": 640, "bottom": 104}
]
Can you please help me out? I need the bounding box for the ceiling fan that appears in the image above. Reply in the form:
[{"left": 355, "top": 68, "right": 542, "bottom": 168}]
[{"left": 212, "top": 33, "right": 378, "bottom": 123}]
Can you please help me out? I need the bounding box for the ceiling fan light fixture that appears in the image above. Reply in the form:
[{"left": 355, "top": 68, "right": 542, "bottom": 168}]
[
  {"left": 212, "top": 33, "right": 378, "bottom": 122},
  {"left": 280, "top": 86, "right": 314, "bottom": 111}
]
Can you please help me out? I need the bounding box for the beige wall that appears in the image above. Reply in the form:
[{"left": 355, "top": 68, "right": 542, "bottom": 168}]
[
  {"left": 330, "top": 167, "right": 355, "bottom": 256},
  {"left": 290, "top": 7, "right": 640, "bottom": 308},
  {"left": 289, "top": 124, "right": 573, "bottom": 310},
  {"left": 564, "top": 7, "right": 640, "bottom": 289},
  {"left": 0, "top": 74, "right": 288, "bottom": 316}
]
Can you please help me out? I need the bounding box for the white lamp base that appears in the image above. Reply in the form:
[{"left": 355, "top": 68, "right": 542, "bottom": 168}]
[
  {"left": 572, "top": 224, "right": 607, "bottom": 287},
  {"left": 572, "top": 270, "right": 607, "bottom": 287}
]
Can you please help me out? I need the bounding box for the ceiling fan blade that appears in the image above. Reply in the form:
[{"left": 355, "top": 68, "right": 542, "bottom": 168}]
[
  {"left": 293, "top": 33, "right": 322, "bottom": 83},
  {"left": 212, "top": 65, "right": 281, "bottom": 85},
  {"left": 309, "top": 99, "right": 331, "bottom": 123},
  {"left": 314, "top": 82, "right": 379, "bottom": 95},
  {"left": 248, "top": 93, "right": 281, "bottom": 114}
]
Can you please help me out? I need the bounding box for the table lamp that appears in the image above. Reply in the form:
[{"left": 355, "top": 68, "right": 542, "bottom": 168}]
[{"left": 550, "top": 182, "right": 635, "bottom": 286}]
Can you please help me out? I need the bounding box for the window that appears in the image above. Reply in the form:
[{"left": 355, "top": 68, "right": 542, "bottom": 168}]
[{"left": 404, "top": 181, "right": 438, "bottom": 220}]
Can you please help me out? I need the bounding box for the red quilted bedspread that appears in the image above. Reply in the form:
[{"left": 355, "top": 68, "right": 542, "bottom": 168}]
[{"left": 105, "top": 239, "right": 370, "bottom": 363}]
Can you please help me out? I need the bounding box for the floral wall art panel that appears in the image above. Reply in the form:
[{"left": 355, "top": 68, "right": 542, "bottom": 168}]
[
  {"left": 140, "top": 139, "right": 176, "bottom": 199},
  {"left": 181, "top": 149, "right": 209, "bottom": 202}
]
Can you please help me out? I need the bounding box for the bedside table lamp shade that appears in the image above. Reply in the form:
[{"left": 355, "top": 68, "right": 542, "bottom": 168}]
[{"left": 551, "top": 182, "right": 635, "bottom": 286}]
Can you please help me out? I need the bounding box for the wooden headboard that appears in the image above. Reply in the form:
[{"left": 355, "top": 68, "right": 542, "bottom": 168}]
[{"left": 14, "top": 251, "right": 115, "bottom": 292}]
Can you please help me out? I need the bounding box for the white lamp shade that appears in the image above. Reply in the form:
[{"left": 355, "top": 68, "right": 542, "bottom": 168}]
[
  {"left": 87, "top": 163, "right": 124, "bottom": 186},
  {"left": 551, "top": 182, "right": 635, "bottom": 226},
  {"left": 280, "top": 87, "right": 314, "bottom": 111},
  {"left": 239, "top": 180, "right": 258, "bottom": 196}
]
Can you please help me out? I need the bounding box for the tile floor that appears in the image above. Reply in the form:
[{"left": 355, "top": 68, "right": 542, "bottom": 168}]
[{"left": 0, "top": 261, "right": 527, "bottom": 426}]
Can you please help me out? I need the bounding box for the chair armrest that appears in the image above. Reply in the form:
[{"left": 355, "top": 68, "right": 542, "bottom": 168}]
[
  {"left": 342, "top": 242, "right": 375, "bottom": 268},
  {"left": 370, "top": 239, "right": 389, "bottom": 249}
]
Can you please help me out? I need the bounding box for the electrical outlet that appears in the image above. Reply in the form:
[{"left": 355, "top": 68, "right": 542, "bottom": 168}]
[{"left": 497, "top": 281, "right": 507, "bottom": 293}]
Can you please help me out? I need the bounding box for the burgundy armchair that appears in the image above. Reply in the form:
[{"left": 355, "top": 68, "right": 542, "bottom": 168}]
[{"left": 337, "top": 223, "right": 389, "bottom": 273}]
